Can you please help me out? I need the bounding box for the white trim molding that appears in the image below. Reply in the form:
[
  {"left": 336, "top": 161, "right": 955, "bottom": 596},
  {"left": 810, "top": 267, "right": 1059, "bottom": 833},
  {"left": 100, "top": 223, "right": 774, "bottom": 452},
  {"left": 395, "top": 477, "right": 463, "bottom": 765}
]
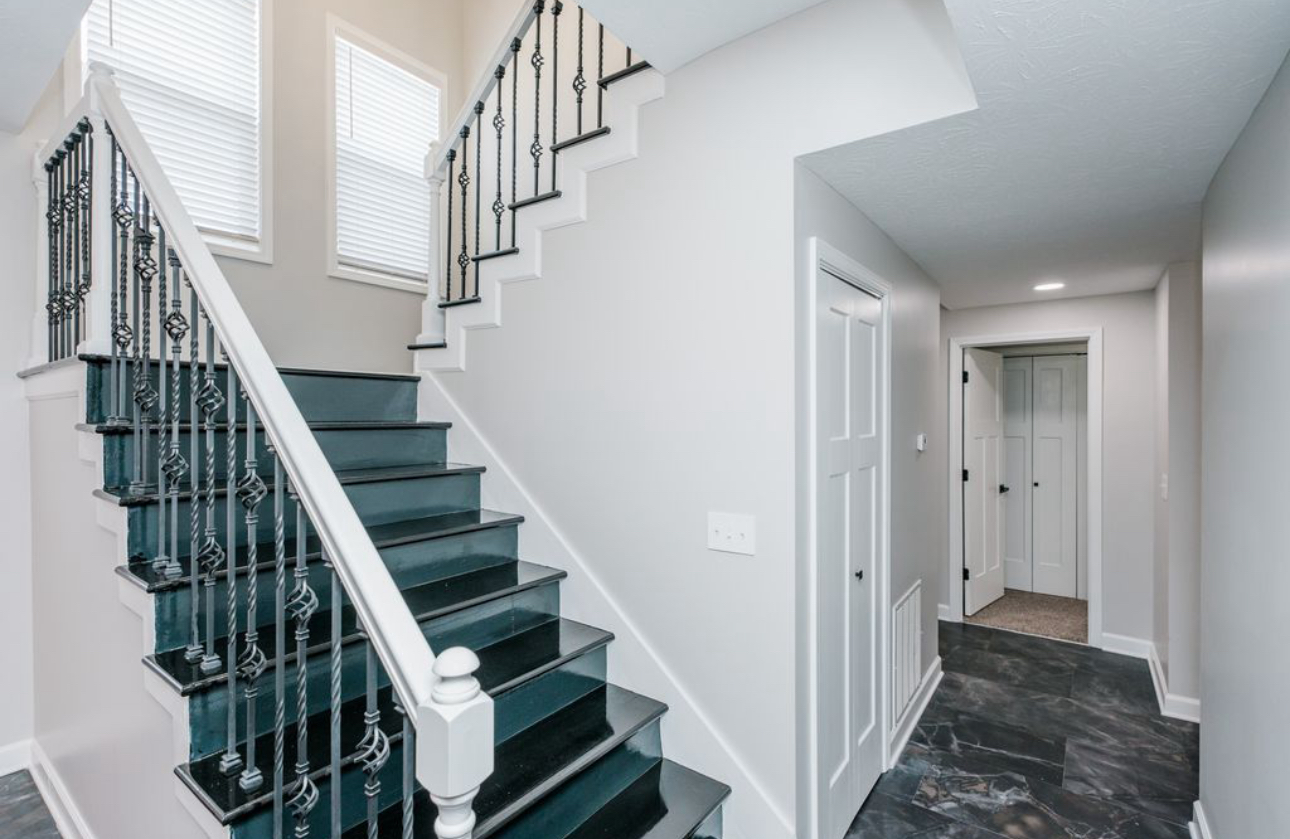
[
  {"left": 937, "top": 603, "right": 953, "bottom": 622},
  {"left": 0, "top": 739, "right": 32, "bottom": 777},
  {"left": 1190, "top": 800, "right": 1214, "bottom": 839},
  {"left": 29, "top": 741, "right": 98, "bottom": 839},
  {"left": 1101, "top": 633, "right": 1201, "bottom": 723},
  {"left": 888, "top": 657, "right": 942, "bottom": 767},
  {"left": 947, "top": 329, "right": 1105, "bottom": 647}
]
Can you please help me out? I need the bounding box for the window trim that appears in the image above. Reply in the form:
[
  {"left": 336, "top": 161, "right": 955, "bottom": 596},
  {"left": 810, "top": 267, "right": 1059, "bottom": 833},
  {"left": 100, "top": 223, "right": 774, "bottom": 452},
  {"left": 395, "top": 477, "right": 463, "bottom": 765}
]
[
  {"left": 68, "top": 0, "right": 276, "bottom": 266},
  {"left": 325, "top": 14, "right": 446, "bottom": 295}
]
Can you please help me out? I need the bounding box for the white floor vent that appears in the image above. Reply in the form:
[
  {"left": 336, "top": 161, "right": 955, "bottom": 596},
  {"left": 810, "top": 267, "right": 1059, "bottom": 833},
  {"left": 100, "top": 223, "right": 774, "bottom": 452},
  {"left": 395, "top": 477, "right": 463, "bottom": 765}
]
[{"left": 892, "top": 581, "right": 923, "bottom": 721}]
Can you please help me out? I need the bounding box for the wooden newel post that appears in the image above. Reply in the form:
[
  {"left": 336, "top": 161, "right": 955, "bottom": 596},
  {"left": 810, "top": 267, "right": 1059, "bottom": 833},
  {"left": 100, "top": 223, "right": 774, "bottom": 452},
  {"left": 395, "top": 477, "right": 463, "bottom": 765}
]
[
  {"left": 418, "top": 141, "right": 448, "bottom": 346},
  {"left": 418, "top": 647, "right": 494, "bottom": 839}
]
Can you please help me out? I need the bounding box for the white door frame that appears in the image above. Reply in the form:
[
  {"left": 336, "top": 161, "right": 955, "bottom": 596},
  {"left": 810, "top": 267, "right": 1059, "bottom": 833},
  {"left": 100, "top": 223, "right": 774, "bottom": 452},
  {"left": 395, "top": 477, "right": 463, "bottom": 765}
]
[
  {"left": 946, "top": 329, "right": 1104, "bottom": 647},
  {"left": 799, "top": 237, "right": 893, "bottom": 839}
]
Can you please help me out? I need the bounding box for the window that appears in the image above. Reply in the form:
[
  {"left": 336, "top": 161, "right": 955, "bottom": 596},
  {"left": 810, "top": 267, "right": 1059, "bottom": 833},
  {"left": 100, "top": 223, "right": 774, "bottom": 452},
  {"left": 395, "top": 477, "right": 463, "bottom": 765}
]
[
  {"left": 331, "top": 28, "right": 441, "bottom": 287},
  {"left": 85, "top": 0, "right": 268, "bottom": 259}
]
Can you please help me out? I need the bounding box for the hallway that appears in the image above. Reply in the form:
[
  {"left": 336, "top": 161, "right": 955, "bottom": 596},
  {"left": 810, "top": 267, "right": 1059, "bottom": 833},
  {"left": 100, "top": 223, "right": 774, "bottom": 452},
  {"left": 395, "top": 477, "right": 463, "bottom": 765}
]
[{"left": 847, "top": 622, "right": 1199, "bottom": 838}]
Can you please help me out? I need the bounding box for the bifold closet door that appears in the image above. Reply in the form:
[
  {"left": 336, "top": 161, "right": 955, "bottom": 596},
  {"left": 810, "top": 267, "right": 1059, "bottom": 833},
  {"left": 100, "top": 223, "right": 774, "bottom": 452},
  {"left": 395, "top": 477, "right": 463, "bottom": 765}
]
[
  {"left": 1032, "top": 356, "right": 1079, "bottom": 597},
  {"left": 1002, "top": 358, "right": 1033, "bottom": 591}
]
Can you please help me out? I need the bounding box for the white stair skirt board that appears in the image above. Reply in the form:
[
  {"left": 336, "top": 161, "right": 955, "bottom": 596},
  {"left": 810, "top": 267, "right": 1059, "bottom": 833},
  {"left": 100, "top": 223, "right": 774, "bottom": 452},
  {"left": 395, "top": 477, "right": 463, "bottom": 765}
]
[
  {"left": 29, "top": 740, "right": 97, "bottom": 839},
  {"left": 414, "top": 69, "right": 666, "bottom": 373},
  {"left": 1100, "top": 633, "right": 1201, "bottom": 724},
  {"left": 0, "top": 739, "right": 32, "bottom": 777},
  {"left": 416, "top": 373, "right": 794, "bottom": 839},
  {"left": 887, "top": 657, "right": 942, "bottom": 768},
  {"left": 1190, "top": 801, "right": 1213, "bottom": 839}
]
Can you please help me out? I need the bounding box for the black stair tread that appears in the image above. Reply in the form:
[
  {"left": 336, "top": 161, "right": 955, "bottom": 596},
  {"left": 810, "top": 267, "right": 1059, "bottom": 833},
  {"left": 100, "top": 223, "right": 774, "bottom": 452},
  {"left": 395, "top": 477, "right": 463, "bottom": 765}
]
[
  {"left": 597, "top": 61, "right": 651, "bottom": 89},
  {"left": 439, "top": 296, "right": 482, "bottom": 309},
  {"left": 148, "top": 560, "right": 567, "bottom": 695},
  {"left": 343, "top": 684, "right": 665, "bottom": 839},
  {"left": 179, "top": 618, "right": 615, "bottom": 824},
  {"left": 82, "top": 419, "right": 451, "bottom": 435},
  {"left": 560, "top": 760, "right": 731, "bottom": 839},
  {"left": 119, "top": 508, "right": 525, "bottom": 592},
  {"left": 80, "top": 353, "right": 420, "bottom": 382},
  {"left": 407, "top": 341, "right": 448, "bottom": 351},
  {"left": 96, "top": 462, "right": 485, "bottom": 506},
  {"left": 551, "top": 126, "right": 611, "bottom": 153}
]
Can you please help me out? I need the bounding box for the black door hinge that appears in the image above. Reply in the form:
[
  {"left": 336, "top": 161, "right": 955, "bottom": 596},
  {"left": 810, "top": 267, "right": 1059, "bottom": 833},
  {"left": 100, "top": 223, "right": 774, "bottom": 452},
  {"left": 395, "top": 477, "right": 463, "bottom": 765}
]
[
  {"left": 963, "top": 567, "right": 970, "bottom": 581},
  {"left": 962, "top": 468, "right": 969, "bottom": 482},
  {"left": 963, "top": 370, "right": 969, "bottom": 384}
]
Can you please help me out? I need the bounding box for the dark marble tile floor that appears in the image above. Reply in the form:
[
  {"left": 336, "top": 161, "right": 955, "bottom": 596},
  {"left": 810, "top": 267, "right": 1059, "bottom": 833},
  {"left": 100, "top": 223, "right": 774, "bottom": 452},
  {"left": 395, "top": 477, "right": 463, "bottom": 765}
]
[
  {"left": 846, "top": 621, "right": 1199, "bottom": 838},
  {"left": 0, "top": 770, "right": 61, "bottom": 838}
]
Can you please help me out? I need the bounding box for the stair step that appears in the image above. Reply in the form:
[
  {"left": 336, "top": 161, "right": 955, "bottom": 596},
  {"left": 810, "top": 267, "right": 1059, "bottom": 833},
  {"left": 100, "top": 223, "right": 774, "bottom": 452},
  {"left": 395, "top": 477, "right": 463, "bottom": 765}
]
[
  {"left": 119, "top": 509, "right": 525, "bottom": 592},
  {"left": 439, "top": 296, "right": 482, "bottom": 309},
  {"left": 406, "top": 341, "right": 447, "bottom": 351},
  {"left": 472, "top": 247, "right": 520, "bottom": 263},
  {"left": 343, "top": 684, "right": 664, "bottom": 839},
  {"left": 96, "top": 462, "right": 485, "bottom": 506},
  {"left": 551, "top": 126, "right": 612, "bottom": 153},
  {"left": 148, "top": 560, "right": 567, "bottom": 695},
  {"left": 509, "top": 190, "right": 562, "bottom": 211},
  {"left": 179, "top": 619, "right": 615, "bottom": 825},
  {"left": 559, "top": 760, "right": 731, "bottom": 839},
  {"left": 597, "top": 61, "right": 651, "bottom": 89}
]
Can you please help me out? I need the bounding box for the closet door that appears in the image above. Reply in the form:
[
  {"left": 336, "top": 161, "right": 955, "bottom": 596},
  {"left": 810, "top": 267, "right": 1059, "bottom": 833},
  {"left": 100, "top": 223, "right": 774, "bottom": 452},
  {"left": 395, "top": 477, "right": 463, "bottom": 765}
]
[
  {"left": 1002, "top": 358, "right": 1033, "bottom": 591},
  {"left": 1032, "top": 356, "right": 1079, "bottom": 597}
]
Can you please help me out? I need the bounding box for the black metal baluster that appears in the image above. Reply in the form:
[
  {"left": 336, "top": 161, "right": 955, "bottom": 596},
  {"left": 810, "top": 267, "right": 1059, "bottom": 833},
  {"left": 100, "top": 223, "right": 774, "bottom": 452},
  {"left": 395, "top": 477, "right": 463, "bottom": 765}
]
[
  {"left": 107, "top": 137, "right": 121, "bottom": 421},
  {"left": 597, "top": 23, "right": 606, "bottom": 129},
  {"left": 574, "top": 9, "right": 587, "bottom": 136},
  {"left": 286, "top": 494, "right": 319, "bottom": 838},
  {"left": 237, "top": 394, "right": 268, "bottom": 792},
  {"left": 162, "top": 252, "right": 187, "bottom": 590},
  {"left": 78, "top": 123, "right": 93, "bottom": 347},
  {"left": 65, "top": 136, "right": 78, "bottom": 359},
  {"left": 400, "top": 701, "right": 414, "bottom": 839},
  {"left": 531, "top": 1, "right": 545, "bottom": 196},
  {"left": 493, "top": 67, "right": 506, "bottom": 252},
  {"left": 197, "top": 318, "right": 224, "bottom": 676},
  {"left": 356, "top": 637, "right": 390, "bottom": 839},
  {"left": 152, "top": 226, "right": 171, "bottom": 577},
  {"left": 328, "top": 549, "right": 342, "bottom": 836},
  {"left": 185, "top": 280, "right": 201, "bottom": 664},
  {"left": 550, "top": 2, "right": 562, "bottom": 193},
  {"left": 44, "top": 158, "right": 56, "bottom": 361},
  {"left": 112, "top": 148, "right": 133, "bottom": 423},
  {"left": 129, "top": 179, "right": 145, "bottom": 492},
  {"left": 272, "top": 456, "right": 286, "bottom": 838},
  {"left": 457, "top": 126, "right": 470, "bottom": 295},
  {"left": 473, "top": 101, "right": 484, "bottom": 298},
  {"left": 134, "top": 197, "right": 158, "bottom": 502},
  {"left": 219, "top": 363, "right": 243, "bottom": 776},
  {"left": 627, "top": 46, "right": 633, "bottom": 66},
  {"left": 445, "top": 149, "right": 456, "bottom": 302},
  {"left": 511, "top": 38, "right": 521, "bottom": 248}
]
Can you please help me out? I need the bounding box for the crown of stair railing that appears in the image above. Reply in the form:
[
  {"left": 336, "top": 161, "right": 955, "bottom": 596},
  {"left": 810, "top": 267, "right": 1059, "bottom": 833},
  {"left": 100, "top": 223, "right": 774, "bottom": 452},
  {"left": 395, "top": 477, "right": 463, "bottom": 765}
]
[
  {"left": 34, "top": 65, "right": 494, "bottom": 839},
  {"left": 425, "top": 0, "right": 648, "bottom": 307}
]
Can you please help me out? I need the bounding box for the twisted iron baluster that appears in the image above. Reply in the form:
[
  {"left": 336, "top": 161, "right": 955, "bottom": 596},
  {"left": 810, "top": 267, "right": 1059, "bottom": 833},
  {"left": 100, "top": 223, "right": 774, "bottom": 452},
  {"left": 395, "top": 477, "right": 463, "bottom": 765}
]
[
  {"left": 286, "top": 494, "right": 319, "bottom": 838},
  {"left": 399, "top": 700, "right": 414, "bottom": 839},
  {"left": 161, "top": 250, "right": 189, "bottom": 584},
  {"left": 77, "top": 122, "right": 93, "bottom": 347},
  {"left": 356, "top": 637, "right": 391, "bottom": 839},
  {"left": 574, "top": 9, "right": 587, "bottom": 136},
  {"left": 64, "top": 135, "right": 77, "bottom": 359},
  {"left": 272, "top": 457, "right": 286, "bottom": 837},
  {"left": 328, "top": 550, "right": 342, "bottom": 837},
  {"left": 493, "top": 66, "right": 506, "bottom": 251},
  {"left": 510, "top": 38, "right": 521, "bottom": 248},
  {"left": 152, "top": 228, "right": 177, "bottom": 578},
  {"left": 531, "top": 1, "right": 545, "bottom": 195},
  {"left": 219, "top": 362, "right": 243, "bottom": 776},
  {"left": 107, "top": 135, "right": 122, "bottom": 422},
  {"left": 457, "top": 126, "right": 470, "bottom": 295},
  {"left": 112, "top": 148, "right": 134, "bottom": 423},
  {"left": 129, "top": 181, "right": 145, "bottom": 493},
  {"left": 196, "top": 319, "right": 225, "bottom": 676},
  {"left": 550, "top": 2, "right": 562, "bottom": 193},
  {"left": 597, "top": 23, "right": 606, "bottom": 129},
  {"left": 445, "top": 149, "right": 456, "bottom": 302},
  {"left": 44, "top": 158, "right": 57, "bottom": 361},
  {"left": 474, "top": 101, "right": 484, "bottom": 297},
  {"left": 133, "top": 197, "right": 158, "bottom": 500},
  {"left": 237, "top": 395, "right": 269, "bottom": 793},
  {"left": 185, "top": 280, "right": 202, "bottom": 664}
]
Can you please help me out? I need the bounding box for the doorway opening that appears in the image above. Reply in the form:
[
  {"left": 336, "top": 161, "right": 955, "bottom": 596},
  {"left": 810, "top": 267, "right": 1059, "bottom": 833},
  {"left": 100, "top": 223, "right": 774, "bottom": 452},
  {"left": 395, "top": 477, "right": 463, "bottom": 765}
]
[{"left": 947, "top": 330, "right": 1104, "bottom": 648}]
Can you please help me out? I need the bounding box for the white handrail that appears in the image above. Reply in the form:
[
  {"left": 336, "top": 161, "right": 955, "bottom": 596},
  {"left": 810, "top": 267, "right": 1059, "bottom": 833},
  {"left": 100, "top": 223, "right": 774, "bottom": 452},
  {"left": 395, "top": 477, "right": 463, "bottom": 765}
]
[{"left": 91, "top": 69, "right": 439, "bottom": 715}]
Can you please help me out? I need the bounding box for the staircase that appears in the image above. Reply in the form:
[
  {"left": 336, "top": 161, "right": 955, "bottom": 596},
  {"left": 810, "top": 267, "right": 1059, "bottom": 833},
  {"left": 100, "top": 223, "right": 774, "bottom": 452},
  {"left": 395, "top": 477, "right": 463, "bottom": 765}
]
[{"left": 86, "top": 357, "right": 728, "bottom": 837}]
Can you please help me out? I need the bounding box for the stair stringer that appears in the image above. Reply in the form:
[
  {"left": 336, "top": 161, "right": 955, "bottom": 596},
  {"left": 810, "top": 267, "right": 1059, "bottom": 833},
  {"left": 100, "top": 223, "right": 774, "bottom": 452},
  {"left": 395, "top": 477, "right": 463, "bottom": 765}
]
[
  {"left": 416, "top": 376, "right": 795, "bottom": 839},
  {"left": 413, "top": 69, "right": 665, "bottom": 373},
  {"left": 22, "top": 361, "right": 229, "bottom": 839}
]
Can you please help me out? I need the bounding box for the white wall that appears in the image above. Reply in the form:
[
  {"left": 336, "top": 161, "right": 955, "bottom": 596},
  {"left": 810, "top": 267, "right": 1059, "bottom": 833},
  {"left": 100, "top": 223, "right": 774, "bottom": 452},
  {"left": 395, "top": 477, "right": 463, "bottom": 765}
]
[
  {"left": 941, "top": 292, "right": 1159, "bottom": 642},
  {"left": 1196, "top": 48, "right": 1290, "bottom": 839},
  {"left": 1153, "top": 274, "right": 1170, "bottom": 668},
  {"left": 422, "top": 1, "right": 975, "bottom": 835}
]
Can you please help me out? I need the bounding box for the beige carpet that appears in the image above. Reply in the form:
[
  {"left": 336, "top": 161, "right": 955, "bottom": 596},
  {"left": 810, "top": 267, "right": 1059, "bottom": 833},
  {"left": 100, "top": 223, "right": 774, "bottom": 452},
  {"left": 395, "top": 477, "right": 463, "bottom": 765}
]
[{"left": 965, "top": 589, "right": 1088, "bottom": 643}]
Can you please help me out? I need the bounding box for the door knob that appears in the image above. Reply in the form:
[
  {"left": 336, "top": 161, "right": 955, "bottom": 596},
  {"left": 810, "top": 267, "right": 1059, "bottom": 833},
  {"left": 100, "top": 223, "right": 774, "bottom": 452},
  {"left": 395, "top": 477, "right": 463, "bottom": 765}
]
[
  {"left": 999, "top": 484, "right": 1011, "bottom": 494},
  {"left": 854, "top": 570, "right": 864, "bottom": 581}
]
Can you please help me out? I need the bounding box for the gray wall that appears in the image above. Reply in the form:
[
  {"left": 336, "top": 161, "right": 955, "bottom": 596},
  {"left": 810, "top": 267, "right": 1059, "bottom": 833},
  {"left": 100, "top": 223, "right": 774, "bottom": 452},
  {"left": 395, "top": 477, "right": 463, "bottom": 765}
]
[{"left": 1197, "top": 49, "right": 1290, "bottom": 839}]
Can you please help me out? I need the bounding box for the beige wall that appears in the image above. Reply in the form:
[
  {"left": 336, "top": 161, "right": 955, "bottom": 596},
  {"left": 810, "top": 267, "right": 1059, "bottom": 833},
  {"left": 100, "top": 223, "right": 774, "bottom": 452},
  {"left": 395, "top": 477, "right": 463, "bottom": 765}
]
[{"left": 942, "top": 292, "right": 1160, "bottom": 642}]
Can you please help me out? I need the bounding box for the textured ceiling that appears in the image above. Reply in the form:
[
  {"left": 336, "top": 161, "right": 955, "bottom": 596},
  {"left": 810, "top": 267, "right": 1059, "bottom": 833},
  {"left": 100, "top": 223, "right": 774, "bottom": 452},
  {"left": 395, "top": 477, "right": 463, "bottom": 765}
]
[
  {"left": 577, "top": 0, "right": 830, "bottom": 73},
  {"left": 0, "top": 0, "right": 90, "bottom": 131},
  {"left": 804, "top": 0, "right": 1290, "bottom": 309}
]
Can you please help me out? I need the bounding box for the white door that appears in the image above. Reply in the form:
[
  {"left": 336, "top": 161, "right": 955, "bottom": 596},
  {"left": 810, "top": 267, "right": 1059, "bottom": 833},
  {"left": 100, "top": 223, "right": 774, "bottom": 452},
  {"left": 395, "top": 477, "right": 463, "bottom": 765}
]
[
  {"left": 1002, "top": 357, "right": 1033, "bottom": 591},
  {"left": 1033, "top": 356, "right": 1079, "bottom": 597},
  {"left": 1076, "top": 355, "right": 1089, "bottom": 600},
  {"left": 817, "top": 271, "right": 884, "bottom": 839},
  {"left": 964, "top": 349, "right": 1006, "bottom": 615}
]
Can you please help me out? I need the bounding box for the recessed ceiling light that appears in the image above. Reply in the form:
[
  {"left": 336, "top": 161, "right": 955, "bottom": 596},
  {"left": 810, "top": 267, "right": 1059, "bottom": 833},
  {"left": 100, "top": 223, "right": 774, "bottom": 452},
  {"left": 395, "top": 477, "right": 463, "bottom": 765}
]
[{"left": 1033, "top": 282, "right": 1066, "bottom": 292}]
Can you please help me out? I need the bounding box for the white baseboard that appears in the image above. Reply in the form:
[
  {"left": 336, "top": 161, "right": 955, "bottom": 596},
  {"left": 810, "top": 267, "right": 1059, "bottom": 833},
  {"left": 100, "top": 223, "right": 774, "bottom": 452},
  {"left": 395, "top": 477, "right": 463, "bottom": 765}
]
[
  {"left": 29, "top": 740, "right": 98, "bottom": 839},
  {"left": 0, "top": 739, "right": 32, "bottom": 777},
  {"left": 1100, "top": 633, "right": 1201, "bottom": 724},
  {"left": 937, "top": 603, "right": 953, "bottom": 622},
  {"left": 888, "top": 656, "right": 942, "bottom": 767},
  {"left": 1190, "top": 800, "right": 1213, "bottom": 839}
]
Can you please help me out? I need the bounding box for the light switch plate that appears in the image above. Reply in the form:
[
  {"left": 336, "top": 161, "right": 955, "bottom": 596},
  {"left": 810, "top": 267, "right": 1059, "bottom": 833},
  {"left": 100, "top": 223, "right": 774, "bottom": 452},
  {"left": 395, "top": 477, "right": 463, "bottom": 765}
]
[
  {"left": 916, "top": 433, "right": 928, "bottom": 452},
  {"left": 708, "top": 512, "right": 756, "bottom": 556}
]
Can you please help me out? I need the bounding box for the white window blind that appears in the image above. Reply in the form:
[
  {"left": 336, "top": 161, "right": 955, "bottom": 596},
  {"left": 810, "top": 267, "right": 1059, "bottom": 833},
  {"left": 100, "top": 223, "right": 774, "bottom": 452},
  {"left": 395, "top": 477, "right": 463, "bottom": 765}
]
[
  {"left": 86, "top": 0, "right": 263, "bottom": 242},
  {"left": 334, "top": 36, "right": 439, "bottom": 281}
]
